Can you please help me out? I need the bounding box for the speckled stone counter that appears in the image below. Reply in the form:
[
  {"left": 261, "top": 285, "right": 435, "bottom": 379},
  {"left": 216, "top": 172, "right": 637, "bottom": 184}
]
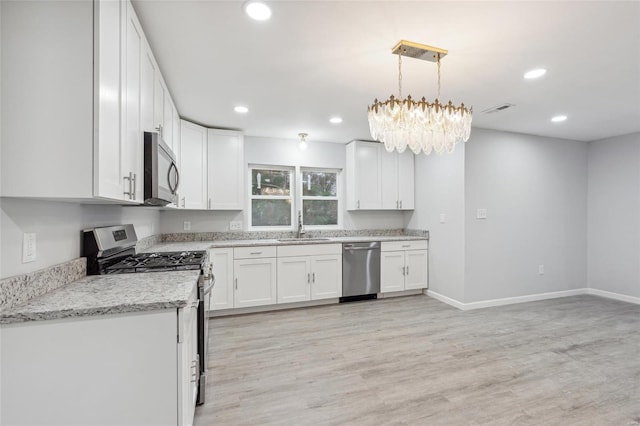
[
  {"left": 145, "top": 230, "right": 429, "bottom": 252},
  {"left": 0, "top": 270, "right": 199, "bottom": 324}
]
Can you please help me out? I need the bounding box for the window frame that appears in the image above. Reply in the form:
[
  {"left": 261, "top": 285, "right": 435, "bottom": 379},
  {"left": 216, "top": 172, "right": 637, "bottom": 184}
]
[
  {"left": 248, "top": 164, "right": 295, "bottom": 231},
  {"left": 298, "top": 167, "right": 341, "bottom": 230}
]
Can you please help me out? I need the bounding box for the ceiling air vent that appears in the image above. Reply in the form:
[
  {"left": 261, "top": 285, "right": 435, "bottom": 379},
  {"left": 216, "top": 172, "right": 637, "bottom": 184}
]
[{"left": 481, "top": 103, "right": 515, "bottom": 114}]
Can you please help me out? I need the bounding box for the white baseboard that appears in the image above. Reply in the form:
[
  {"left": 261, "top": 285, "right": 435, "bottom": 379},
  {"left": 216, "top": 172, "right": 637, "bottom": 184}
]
[
  {"left": 425, "top": 289, "right": 467, "bottom": 310},
  {"left": 427, "top": 287, "right": 640, "bottom": 310},
  {"left": 586, "top": 288, "right": 640, "bottom": 305}
]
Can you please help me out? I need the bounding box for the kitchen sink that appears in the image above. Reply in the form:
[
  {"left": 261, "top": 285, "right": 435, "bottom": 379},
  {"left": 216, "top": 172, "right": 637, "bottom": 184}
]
[{"left": 277, "top": 238, "right": 331, "bottom": 242}]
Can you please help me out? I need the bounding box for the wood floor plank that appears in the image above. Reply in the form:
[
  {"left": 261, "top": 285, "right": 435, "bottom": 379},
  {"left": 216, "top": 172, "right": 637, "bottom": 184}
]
[{"left": 195, "top": 295, "right": 640, "bottom": 425}]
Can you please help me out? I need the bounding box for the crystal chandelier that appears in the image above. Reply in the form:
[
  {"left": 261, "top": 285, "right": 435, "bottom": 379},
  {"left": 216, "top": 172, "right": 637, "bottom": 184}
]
[{"left": 368, "top": 40, "right": 472, "bottom": 155}]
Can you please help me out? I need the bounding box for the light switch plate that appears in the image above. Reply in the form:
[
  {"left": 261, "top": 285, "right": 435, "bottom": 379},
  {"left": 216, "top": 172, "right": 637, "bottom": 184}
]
[
  {"left": 183, "top": 221, "right": 191, "bottom": 231},
  {"left": 229, "top": 221, "right": 242, "bottom": 231},
  {"left": 22, "top": 233, "right": 36, "bottom": 263},
  {"left": 538, "top": 265, "right": 545, "bottom": 275},
  {"left": 476, "top": 208, "right": 488, "bottom": 219},
  {"left": 439, "top": 213, "right": 446, "bottom": 224}
]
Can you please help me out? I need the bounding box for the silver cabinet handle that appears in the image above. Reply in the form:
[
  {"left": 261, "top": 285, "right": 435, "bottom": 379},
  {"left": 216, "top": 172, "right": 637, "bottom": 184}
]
[
  {"left": 396, "top": 200, "right": 399, "bottom": 209},
  {"left": 312, "top": 272, "right": 315, "bottom": 283},
  {"left": 235, "top": 278, "right": 238, "bottom": 290},
  {"left": 181, "top": 196, "right": 186, "bottom": 208},
  {"left": 402, "top": 245, "right": 411, "bottom": 248},
  {"left": 250, "top": 251, "right": 262, "bottom": 255},
  {"left": 208, "top": 198, "right": 211, "bottom": 209},
  {"left": 402, "top": 266, "right": 406, "bottom": 276},
  {"left": 400, "top": 200, "right": 402, "bottom": 209},
  {"left": 123, "top": 172, "right": 133, "bottom": 199},
  {"left": 357, "top": 200, "right": 360, "bottom": 209},
  {"left": 131, "top": 173, "right": 136, "bottom": 199},
  {"left": 307, "top": 273, "right": 310, "bottom": 283},
  {"left": 406, "top": 266, "right": 409, "bottom": 275}
]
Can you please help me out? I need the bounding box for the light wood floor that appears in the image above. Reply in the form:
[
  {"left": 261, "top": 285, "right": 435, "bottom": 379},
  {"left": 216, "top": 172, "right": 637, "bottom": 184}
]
[{"left": 195, "top": 295, "right": 640, "bottom": 425}]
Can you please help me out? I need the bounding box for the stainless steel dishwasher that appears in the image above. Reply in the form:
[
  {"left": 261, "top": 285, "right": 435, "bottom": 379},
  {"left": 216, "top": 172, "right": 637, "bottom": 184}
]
[{"left": 341, "top": 241, "right": 381, "bottom": 301}]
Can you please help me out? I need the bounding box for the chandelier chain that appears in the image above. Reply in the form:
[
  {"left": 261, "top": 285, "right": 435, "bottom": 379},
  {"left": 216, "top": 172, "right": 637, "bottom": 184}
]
[
  {"left": 398, "top": 49, "right": 403, "bottom": 99},
  {"left": 437, "top": 53, "right": 441, "bottom": 101}
]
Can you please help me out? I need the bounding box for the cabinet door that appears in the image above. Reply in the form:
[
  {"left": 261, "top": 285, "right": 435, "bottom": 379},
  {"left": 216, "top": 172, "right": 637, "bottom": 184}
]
[
  {"left": 380, "top": 251, "right": 405, "bottom": 292},
  {"left": 397, "top": 151, "right": 415, "bottom": 210},
  {"left": 234, "top": 258, "right": 277, "bottom": 308},
  {"left": 140, "top": 47, "right": 156, "bottom": 133},
  {"left": 405, "top": 250, "right": 428, "bottom": 289},
  {"left": 277, "top": 257, "right": 310, "bottom": 304},
  {"left": 177, "top": 299, "right": 198, "bottom": 426},
  {"left": 380, "top": 150, "right": 399, "bottom": 210},
  {"left": 154, "top": 75, "right": 165, "bottom": 136},
  {"left": 310, "top": 255, "right": 342, "bottom": 300},
  {"left": 209, "top": 248, "right": 234, "bottom": 310},
  {"left": 163, "top": 90, "right": 174, "bottom": 150},
  {"left": 348, "top": 141, "right": 381, "bottom": 210},
  {"left": 207, "top": 129, "right": 244, "bottom": 210},
  {"left": 180, "top": 120, "right": 208, "bottom": 209},
  {"left": 121, "top": 1, "right": 144, "bottom": 203},
  {"left": 95, "top": 0, "right": 124, "bottom": 201}
]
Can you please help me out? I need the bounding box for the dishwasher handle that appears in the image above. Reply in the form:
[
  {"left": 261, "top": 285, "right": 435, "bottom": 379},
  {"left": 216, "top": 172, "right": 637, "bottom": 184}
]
[{"left": 343, "top": 246, "right": 378, "bottom": 251}]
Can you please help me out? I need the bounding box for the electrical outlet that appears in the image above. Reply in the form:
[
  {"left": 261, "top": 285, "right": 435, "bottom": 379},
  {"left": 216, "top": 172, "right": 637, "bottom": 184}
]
[
  {"left": 183, "top": 221, "right": 191, "bottom": 231},
  {"left": 439, "top": 213, "right": 446, "bottom": 224},
  {"left": 229, "top": 221, "right": 242, "bottom": 231},
  {"left": 476, "top": 208, "right": 488, "bottom": 219},
  {"left": 538, "top": 264, "right": 545, "bottom": 275},
  {"left": 22, "top": 233, "right": 36, "bottom": 263}
]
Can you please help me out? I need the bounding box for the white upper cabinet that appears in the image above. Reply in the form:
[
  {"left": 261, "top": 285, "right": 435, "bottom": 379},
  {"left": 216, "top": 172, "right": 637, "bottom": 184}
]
[
  {"left": 121, "top": 0, "right": 145, "bottom": 203},
  {"left": 346, "top": 141, "right": 414, "bottom": 211},
  {"left": 207, "top": 129, "right": 245, "bottom": 210},
  {"left": 346, "top": 141, "right": 382, "bottom": 210},
  {"left": 180, "top": 120, "right": 208, "bottom": 209},
  {"left": 0, "top": 0, "right": 179, "bottom": 203}
]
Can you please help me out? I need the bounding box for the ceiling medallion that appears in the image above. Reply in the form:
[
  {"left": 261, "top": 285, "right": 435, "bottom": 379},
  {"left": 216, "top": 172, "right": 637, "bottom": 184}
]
[{"left": 368, "top": 40, "right": 472, "bottom": 155}]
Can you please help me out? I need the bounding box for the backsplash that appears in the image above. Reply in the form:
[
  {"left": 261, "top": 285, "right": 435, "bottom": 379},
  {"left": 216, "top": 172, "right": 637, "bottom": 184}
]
[
  {"left": 161, "top": 228, "right": 428, "bottom": 242},
  {"left": 0, "top": 258, "right": 86, "bottom": 311}
]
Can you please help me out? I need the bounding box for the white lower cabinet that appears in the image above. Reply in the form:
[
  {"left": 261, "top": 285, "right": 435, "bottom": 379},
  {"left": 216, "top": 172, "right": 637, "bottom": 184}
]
[
  {"left": 0, "top": 288, "right": 198, "bottom": 426},
  {"left": 277, "top": 244, "right": 342, "bottom": 304},
  {"left": 210, "top": 247, "right": 277, "bottom": 310},
  {"left": 381, "top": 240, "right": 428, "bottom": 292},
  {"left": 234, "top": 257, "right": 277, "bottom": 308},
  {"left": 209, "top": 248, "right": 234, "bottom": 310}
]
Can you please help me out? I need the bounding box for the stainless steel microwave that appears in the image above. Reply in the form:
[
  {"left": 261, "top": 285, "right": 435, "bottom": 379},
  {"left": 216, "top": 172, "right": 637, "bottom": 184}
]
[{"left": 143, "top": 131, "right": 179, "bottom": 206}]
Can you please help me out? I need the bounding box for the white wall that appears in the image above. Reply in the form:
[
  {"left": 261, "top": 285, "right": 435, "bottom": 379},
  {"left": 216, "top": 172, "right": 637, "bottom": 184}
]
[
  {"left": 161, "top": 136, "right": 409, "bottom": 232},
  {"left": 464, "top": 129, "right": 588, "bottom": 302},
  {"left": 407, "top": 145, "right": 466, "bottom": 302},
  {"left": 587, "top": 132, "right": 640, "bottom": 298},
  {"left": 0, "top": 199, "right": 160, "bottom": 279}
]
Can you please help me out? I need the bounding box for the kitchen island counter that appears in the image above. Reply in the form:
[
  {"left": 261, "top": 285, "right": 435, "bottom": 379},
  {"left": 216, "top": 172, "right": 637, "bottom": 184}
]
[{"left": 0, "top": 270, "right": 200, "bottom": 324}]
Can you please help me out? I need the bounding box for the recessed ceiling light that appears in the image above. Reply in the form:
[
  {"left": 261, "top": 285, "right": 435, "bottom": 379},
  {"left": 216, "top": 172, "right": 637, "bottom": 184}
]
[
  {"left": 329, "top": 117, "right": 343, "bottom": 124},
  {"left": 551, "top": 115, "right": 567, "bottom": 123},
  {"left": 524, "top": 68, "right": 547, "bottom": 79},
  {"left": 234, "top": 106, "right": 249, "bottom": 114},
  {"left": 243, "top": 1, "right": 271, "bottom": 21}
]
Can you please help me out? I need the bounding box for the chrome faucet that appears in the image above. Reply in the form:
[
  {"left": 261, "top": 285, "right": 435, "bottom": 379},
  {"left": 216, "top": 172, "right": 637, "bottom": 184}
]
[{"left": 297, "top": 210, "right": 305, "bottom": 238}]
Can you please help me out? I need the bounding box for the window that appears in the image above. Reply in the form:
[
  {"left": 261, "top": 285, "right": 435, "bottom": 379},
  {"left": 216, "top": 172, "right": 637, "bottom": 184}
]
[
  {"left": 249, "top": 165, "right": 341, "bottom": 229},
  {"left": 250, "top": 167, "right": 294, "bottom": 228},
  {"left": 301, "top": 168, "right": 339, "bottom": 227}
]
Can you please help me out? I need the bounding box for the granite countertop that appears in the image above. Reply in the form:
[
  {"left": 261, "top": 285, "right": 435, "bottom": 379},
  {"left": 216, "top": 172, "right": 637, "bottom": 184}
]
[
  {"left": 0, "top": 270, "right": 200, "bottom": 324},
  {"left": 145, "top": 235, "right": 428, "bottom": 252}
]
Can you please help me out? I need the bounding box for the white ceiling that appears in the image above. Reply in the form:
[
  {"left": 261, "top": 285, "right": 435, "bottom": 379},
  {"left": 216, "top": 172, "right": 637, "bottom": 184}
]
[{"left": 132, "top": 0, "right": 640, "bottom": 144}]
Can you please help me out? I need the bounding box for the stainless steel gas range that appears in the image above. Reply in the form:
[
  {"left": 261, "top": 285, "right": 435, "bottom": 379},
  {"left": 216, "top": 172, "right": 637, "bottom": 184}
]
[{"left": 82, "top": 224, "right": 214, "bottom": 405}]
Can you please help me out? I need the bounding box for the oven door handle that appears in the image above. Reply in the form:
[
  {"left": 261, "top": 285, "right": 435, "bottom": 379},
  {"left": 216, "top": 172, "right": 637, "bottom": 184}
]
[{"left": 203, "top": 275, "right": 215, "bottom": 295}]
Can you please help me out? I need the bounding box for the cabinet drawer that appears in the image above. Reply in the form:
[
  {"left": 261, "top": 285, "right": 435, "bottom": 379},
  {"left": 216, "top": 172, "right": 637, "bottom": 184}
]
[
  {"left": 234, "top": 246, "right": 277, "bottom": 259},
  {"left": 277, "top": 243, "right": 342, "bottom": 257},
  {"left": 381, "top": 240, "right": 428, "bottom": 252}
]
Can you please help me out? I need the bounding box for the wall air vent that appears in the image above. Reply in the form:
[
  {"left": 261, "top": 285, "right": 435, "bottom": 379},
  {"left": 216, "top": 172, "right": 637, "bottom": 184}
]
[{"left": 481, "top": 103, "right": 515, "bottom": 114}]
